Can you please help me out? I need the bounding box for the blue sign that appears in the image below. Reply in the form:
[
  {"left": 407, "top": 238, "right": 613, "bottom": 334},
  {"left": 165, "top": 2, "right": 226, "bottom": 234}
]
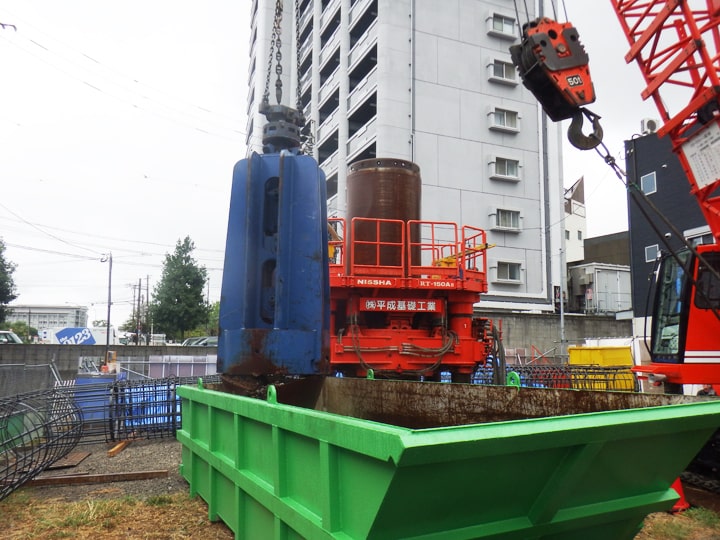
[{"left": 56, "top": 327, "right": 96, "bottom": 345}]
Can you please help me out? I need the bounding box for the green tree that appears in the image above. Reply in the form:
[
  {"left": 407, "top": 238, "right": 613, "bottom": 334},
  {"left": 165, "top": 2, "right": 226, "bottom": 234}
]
[
  {"left": 208, "top": 300, "right": 220, "bottom": 336},
  {"left": 150, "top": 236, "right": 209, "bottom": 341},
  {"left": 0, "top": 238, "right": 18, "bottom": 324},
  {"left": 119, "top": 316, "right": 137, "bottom": 333}
]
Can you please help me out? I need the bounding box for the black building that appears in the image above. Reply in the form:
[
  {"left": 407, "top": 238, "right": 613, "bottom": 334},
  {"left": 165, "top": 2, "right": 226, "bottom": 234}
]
[{"left": 625, "top": 133, "right": 710, "bottom": 318}]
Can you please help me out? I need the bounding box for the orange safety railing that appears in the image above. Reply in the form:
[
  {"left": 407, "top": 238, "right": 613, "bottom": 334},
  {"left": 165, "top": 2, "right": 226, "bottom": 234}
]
[
  {"left": 459, "top": 225, "right": 490, "bottom": 275},
  {"left": 328, "top": 218, "right": 490, "bottom": 281},
  {"left": 349, "top": 217, "right": 405, "bottom": 277},
  {"left": 407, "top": 221, "right": 460, "bottom": 278}
]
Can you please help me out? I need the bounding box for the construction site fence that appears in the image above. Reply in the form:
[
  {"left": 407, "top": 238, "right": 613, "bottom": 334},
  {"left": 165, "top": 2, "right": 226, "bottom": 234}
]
[
  {"left": 472, "top": 363, "right": 639, "bottom": 392},
  {"left": 0, "top": 374, "right": 221, "bottom": 501}
]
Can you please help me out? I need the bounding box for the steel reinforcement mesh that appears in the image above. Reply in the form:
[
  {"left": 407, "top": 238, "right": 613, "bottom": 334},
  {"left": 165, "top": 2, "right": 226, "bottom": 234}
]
[
  {"left": 472, "top": 364, "right": 639, "bottom": 392},
  {"left": 0, "top": 389, "right": 83, "bottom": 501}
]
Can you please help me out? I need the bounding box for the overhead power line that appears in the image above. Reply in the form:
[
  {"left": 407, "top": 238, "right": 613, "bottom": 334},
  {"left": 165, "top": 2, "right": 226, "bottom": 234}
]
[{"left": 0, "top": 26, "right": 247, "bottom": 142}]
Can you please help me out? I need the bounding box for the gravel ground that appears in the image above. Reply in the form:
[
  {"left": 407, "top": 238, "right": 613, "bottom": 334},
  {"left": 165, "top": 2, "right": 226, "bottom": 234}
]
[{"left": 22, "top": 437, "right": 189, "bottom": 502}]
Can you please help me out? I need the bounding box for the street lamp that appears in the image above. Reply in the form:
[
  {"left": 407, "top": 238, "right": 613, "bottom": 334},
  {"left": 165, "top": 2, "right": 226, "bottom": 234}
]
[{"left": 101, "top": 252, "right": 113, "bottom": 363}]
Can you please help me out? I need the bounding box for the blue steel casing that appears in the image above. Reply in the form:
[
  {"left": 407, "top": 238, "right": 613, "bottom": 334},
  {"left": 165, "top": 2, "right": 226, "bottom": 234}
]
[{"left": 218, "top": 151, "right": 330, "bottom": 375}]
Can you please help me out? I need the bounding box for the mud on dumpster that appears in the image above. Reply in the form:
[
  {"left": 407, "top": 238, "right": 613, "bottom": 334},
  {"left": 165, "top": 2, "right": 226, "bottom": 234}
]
[{"left": 177, "top": 377, "right": 720, "bottom": 539}]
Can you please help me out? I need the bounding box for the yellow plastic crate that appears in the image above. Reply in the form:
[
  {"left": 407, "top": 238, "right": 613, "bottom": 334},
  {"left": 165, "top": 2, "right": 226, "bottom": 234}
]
[{"left": 569, "top": 346, "right": 633, "bottom": 366}]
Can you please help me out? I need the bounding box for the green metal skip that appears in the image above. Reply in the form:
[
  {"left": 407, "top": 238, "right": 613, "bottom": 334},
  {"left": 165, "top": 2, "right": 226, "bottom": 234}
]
[{"left": 177, "top": 377, "right": 720, "bottom": 539}]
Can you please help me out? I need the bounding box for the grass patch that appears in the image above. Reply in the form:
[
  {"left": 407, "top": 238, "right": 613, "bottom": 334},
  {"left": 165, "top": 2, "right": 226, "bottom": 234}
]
[
  {"left": 646, "top": 517, "right": 694, "bottom": 539},
  {"left": 145, "top": 494, "right": 174, "bottom": 506},
  {"left": 638, "top": 507, "right": 720, "bottom": 540},
  {"left": 2, "top": 491, "right": 234, "bottom": 539},
  {"left": 34, "top": 499, "right": 125, "bottom": 534},
  {"left": 684, "top": 506, "right": 720, "bottom": 528}
]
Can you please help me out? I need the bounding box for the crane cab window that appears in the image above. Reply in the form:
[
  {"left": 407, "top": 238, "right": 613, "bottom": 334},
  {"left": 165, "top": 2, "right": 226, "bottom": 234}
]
[
  {"left": 694, "top": 253, "right": 720, "bottom": 310},
  {"left": 652, "top": 250, "right": 690, "bottom": 357}
]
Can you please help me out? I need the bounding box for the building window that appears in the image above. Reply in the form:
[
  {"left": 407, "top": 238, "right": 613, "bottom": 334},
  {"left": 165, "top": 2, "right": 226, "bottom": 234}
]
[
  {"left": 491, "top": 157, "right": 520, "bottom": 180},
  {"left": 488, "top": 14, "right": 516, "bottom": 39},
  {"left": 490, "top": 108, "right": 519, "bottom": 133},
  {"left": 685, "top": 225, "right": 715, "bottom": 246},
  {"left": 577, "top": 230, "right": 583, "bottom": 241},
  {"left": 495, "top": 208, "right": 520, "bottom": 230},
  {"left": 488, "top": 59, "right": 517, "bottom": 85},
  {"left": 645, "top": 244, "right": 659, "bottom": 262},
  {"left": 565, "top": 230, "right": 570, "bottom": 240},
  {"left": 496, "top": 261, "right": 522, "bottom": 282},
  {"left": 641, "top": 171, "right": 657, "bottom": 195}
]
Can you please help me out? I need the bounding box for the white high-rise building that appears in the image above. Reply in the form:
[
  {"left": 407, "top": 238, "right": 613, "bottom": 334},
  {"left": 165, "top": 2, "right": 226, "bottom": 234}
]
[{"left": 247, "top": 0, "right": 567, "bottom": 312}]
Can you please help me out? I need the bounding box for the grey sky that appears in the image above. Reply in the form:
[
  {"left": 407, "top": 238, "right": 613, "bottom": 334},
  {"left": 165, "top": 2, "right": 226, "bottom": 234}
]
[{"left": 0, "top": 1, "right": 669, "bottom": 327}]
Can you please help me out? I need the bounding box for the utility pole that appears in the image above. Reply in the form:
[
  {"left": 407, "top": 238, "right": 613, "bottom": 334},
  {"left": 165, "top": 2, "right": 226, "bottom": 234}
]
[
  {"left": 136, "top": 278, "right": 142, "bottom": 345},
  {"left": 146, "top": 275, "right": 150, "bottom": 348},
  {"left": 102, "top": 253, "right": 113, "bottom": 362},
  {"left": 559, "top": 248, "right": 567, "bottom": 360}
]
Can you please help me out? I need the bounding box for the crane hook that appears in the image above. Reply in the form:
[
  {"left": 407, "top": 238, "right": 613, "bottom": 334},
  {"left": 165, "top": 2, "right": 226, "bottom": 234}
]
[{"left": 568, "top": 108, "right": 603, "bottom": 150}]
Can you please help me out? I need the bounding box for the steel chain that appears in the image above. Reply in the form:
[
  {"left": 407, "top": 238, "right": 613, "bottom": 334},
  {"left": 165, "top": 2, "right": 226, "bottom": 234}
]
[
  {"left": 263, "top": 0, "right": 284, "bottom": 105},
  {"left": 295, "top": 0, "right": 303, "bottom": 110}
]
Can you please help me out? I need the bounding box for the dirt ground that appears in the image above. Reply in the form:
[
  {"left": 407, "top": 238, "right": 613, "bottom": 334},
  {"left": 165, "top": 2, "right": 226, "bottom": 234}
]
[
  {"left": 26, "top": 437, "right": 190, "bottom": 502},
  {"left": 5, "top": 437, "right": 720, "bottom": 539}
]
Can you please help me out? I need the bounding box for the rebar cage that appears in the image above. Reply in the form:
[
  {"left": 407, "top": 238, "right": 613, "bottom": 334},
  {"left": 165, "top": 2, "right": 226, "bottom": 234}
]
[
  {"left": 0, "top": 388, "right": 82, "bottom": 500},
  {"left": 473, "top": 363, "right": 638, "bottom": 392}
]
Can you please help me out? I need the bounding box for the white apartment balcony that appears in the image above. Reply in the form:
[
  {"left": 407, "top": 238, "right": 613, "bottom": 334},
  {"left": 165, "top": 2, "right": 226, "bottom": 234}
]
[
  {"left": 317, "top": 111, "right": 339, "bottom": 144},
  {"left": 298, "top": 4, "right": 312, "bottom": 34},
  {"left": 250, "top": 0, "right": 258, "bottom": 29},
  {"left": 347, "top": 116, "right": 377, "bottom": 160},
  {"left": 347, "top": 66, "right": 377, "bottom": 115},
  {"left": 319, "top": 66, "right": 340, "bottom": 105},
  {"left": 300, "top": 69, "right": 312, "bottom": 95},
  {"left": 247, "top": 67, "right": 256, "bottom": 92},
  {"left": 349, "top": 0, "right": 374, "bottom": 27},
  {"left": 299, "top": 34, "right": 312, "bottom": 64},
  {"left": 326, "top": 193, "right": 339, "bottom": 217},
  {"left": 320, "top": 149, "right": 339, "bottom": 177},
  {"left": 320, "top": 30, "right": 340, "bottom": 66},
  {"left": 348, "top": 19, "right": 377, "bottom": 71},
  {"left": 320, "top": 0, "right": 340, "bottom": 33}
]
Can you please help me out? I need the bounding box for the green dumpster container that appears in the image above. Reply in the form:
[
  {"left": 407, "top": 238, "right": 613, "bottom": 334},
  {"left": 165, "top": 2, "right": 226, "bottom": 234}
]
[{"left": 177, "top": 377, "right": 720, "bottom": 539}]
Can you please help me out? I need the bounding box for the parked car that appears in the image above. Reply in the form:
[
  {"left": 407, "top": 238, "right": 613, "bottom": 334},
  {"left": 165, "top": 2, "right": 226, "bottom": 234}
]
[
  {"left": 195, "top": 336, "right": 218, "bottom": 347},
  {"left": 0, "top": 330, "right": 23, "bottom": 344}
]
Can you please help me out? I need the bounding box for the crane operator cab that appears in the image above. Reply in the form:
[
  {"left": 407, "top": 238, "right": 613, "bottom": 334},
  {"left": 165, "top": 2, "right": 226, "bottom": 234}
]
[{"left": 649, "top": 246, "right": 720, "bottom": 389}]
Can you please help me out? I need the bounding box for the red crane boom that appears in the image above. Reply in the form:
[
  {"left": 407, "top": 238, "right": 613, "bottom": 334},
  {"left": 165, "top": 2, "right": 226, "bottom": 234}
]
[{"left": 611, "top": 0, "right": 720, "bottom": 240}]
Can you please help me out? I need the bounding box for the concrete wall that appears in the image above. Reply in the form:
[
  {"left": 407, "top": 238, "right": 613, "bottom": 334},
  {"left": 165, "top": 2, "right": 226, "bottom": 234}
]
[
  {"left": 490, "top": 312, "right": 632, "bottom": 361},
  {"left": 0, "top": 313, "right": 631, "bottom": 378},
  {"left": 0, "top": 345, "right": 217, "bottom": 382}
]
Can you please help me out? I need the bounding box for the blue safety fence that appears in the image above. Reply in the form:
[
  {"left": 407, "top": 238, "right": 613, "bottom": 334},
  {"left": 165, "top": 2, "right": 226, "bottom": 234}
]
[{"left": 60, "top": 375, "right": 221, "bottom": 444}]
